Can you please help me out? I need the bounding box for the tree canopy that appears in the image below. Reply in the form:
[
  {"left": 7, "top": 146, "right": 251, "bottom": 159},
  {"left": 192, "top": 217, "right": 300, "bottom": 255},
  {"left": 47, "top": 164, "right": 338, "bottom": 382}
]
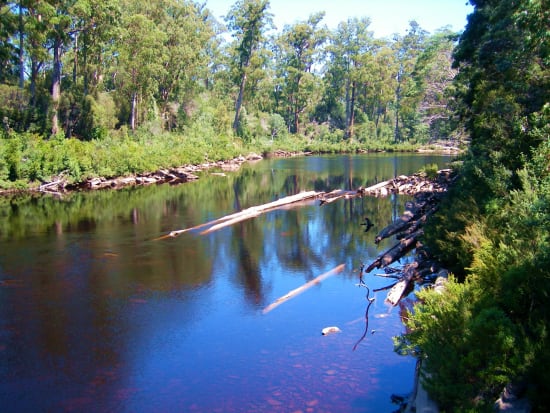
[{"left": 0, "top": 0, "right": 462, "bottom": 144}]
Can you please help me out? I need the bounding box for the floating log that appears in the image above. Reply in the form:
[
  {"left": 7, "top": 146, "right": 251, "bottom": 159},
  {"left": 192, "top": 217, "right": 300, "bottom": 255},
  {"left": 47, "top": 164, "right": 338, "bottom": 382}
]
[
  {"left": 157, "top": 170, "right": 454, "bottom": 241},
  {"left": 158, "top": 190, "right": 322, "bottom": 239},
  {"left": 263, "top": 264, "right": 345, "bottom": 314}
]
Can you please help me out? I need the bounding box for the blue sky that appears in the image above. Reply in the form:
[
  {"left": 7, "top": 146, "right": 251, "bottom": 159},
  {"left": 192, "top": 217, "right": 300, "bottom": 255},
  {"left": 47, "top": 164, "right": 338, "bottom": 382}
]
[{"left": 205, "top": 0, "right": 474, "bottom": 38}]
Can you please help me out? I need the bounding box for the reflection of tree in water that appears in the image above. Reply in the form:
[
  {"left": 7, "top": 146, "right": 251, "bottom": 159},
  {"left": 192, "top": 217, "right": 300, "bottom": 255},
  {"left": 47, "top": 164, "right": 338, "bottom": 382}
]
[
  {"left": 230, "top": 180, "right": 264, "bottom": 306},
  {"left": 275, "top": 209, "right": 323, "bottom": 277},
  {"left": 234, "top": 220, "right": 263, "bottom": 305}
]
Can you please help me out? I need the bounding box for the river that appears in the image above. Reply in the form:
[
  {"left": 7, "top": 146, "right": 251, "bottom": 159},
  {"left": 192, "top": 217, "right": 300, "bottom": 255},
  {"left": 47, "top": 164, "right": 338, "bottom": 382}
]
[{"left": 0, "top": 153, "right": 452, "bottom": 413}]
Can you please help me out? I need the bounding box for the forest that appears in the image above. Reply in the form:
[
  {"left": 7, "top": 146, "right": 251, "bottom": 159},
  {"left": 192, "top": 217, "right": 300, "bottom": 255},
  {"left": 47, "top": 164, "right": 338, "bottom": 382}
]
[
  {"left": 397, "top": 0, "right": 549, "bottom": 411},
  {"left": 0, "top": 0, "right": 461, "bottom": 189},
  {"left": 1, "top": 0, "right": 549, "bottom": 411}
]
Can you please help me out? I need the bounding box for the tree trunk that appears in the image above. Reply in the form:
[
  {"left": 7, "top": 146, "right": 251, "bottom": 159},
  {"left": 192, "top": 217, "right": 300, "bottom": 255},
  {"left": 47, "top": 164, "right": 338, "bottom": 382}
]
[
  {"left": 72, "top": 32, "right": 78, "bottom": 84},
  {"left": 131, "top": 91, "right": 137, "bottom": 131},
  {"left": 18, "top": 2, "right": 24, "bottom": 90},
  {"left": 51, "top": 38, "right": 62, "bottom": 136},
  {"left": 233, "top": 71, "right": 247, "bottom": 132},
  {"left": 394, "top": 73, "right": 403, "bottom": 144},
  {"left": 346, "top": 81, "right": 356, "bottom": 138}
]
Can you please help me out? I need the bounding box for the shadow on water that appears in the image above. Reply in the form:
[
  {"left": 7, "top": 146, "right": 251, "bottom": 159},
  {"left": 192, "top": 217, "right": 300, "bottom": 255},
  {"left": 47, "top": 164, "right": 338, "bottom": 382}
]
[{"left": 0, "top": 153, "right": 453, "bottom": 412}]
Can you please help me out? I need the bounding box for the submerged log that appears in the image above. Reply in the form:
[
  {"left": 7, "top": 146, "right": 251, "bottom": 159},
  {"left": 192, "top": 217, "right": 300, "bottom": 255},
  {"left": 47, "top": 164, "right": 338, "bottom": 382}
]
[{"left": 263, "top": 264, "right": 345, "bottom": 314}]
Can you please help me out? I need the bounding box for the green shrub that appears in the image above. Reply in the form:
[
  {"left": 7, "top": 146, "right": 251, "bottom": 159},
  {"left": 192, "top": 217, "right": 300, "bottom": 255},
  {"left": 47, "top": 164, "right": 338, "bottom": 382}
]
[{"left": 419, "top": 163, "right": 439, "bottom": 179}]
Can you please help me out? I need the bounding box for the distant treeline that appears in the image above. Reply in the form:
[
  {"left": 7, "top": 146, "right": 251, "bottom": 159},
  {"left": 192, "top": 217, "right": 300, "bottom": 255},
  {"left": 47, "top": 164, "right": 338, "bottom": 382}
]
[{"left": 1, "top": 0, "right": 462, "bottom": 144}]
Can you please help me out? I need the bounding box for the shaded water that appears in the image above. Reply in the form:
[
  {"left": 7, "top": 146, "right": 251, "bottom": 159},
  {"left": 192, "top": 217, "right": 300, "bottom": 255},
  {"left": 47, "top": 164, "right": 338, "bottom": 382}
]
[{"left": 0, "top": 154, "right": 452, "bottom": 412}]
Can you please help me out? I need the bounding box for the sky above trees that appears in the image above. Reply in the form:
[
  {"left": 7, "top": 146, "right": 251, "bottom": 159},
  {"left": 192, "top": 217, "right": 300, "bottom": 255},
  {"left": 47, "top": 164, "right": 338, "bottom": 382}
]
[{"left": 206, "top": 0, "right": 474, "bottom": 37}]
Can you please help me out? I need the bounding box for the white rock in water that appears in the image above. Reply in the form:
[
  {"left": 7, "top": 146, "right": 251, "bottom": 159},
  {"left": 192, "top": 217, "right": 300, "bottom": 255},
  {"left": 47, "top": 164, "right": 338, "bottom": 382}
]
[{"left": 321, "top": 326, "right": 341, "bottom": 335}]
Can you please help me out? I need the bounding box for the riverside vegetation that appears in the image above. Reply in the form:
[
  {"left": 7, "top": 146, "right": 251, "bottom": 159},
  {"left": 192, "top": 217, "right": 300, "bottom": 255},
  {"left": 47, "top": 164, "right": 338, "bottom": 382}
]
[
  {"left": 1, "top": 0, "right": 549, "bottom": 412},
  {"left": 1, "top": 0, "right": 461, "bottom": 191},
  {"left": 395, "top": 1, "right": 549, "bottom": 411}
]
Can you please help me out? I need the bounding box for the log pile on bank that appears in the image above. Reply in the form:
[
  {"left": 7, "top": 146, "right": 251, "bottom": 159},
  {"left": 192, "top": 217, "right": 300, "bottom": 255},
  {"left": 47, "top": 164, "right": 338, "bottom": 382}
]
[
  {"left": 361, "top": 170, "right": 455, "bottom": 306},
  {"left": 34, "top": 153, "right": 264, "bottom": 194}
]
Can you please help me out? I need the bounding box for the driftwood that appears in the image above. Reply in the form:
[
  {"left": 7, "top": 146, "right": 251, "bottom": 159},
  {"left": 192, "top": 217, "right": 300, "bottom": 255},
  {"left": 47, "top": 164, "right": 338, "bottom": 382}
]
[
  {"left": 158, "top": 169, "right": 454, "bottom": 245},
  {"left": 374, "top": 193, "right": 439, "bottom": 244},
  {"left": 385, "top": 262, "right": 417, "bottom": 306},
  {"left": 365, "top": 229, "right": 423, "bottom": 273},
  {"left": 395, "top": 205, "right": 438, "bottom": 240},
  {"left": 39, "top": 178, "right": 67, "bottom": 195},
  {"left": 362, "top": 170, "right": 456, "bottom": 306},
  {"left": 157, "top": 190, "right": 322, "bottom": 239},
  {"left": 263, "top": 264, "right": 345, "bottom": 314},
  {"left": 374, "top": 209, "right": 416, "bottom": 244}
]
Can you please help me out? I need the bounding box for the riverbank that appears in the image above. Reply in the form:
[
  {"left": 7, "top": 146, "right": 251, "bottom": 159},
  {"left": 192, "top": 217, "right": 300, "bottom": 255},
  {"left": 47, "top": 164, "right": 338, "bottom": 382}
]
[{"left": 0, "top": 143, "right": 462, "bottom": 197}]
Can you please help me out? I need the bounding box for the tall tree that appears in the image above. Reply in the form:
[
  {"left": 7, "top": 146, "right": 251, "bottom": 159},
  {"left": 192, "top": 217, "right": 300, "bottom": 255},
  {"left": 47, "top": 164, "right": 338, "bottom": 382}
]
[
  {"left": 392, "top": 20, "right": 427, "bottom": 142},
  {"left": 0, "top": 1, "right": 18, "bottom": 84},
  {"left": 41, "top": 0, "right": 76, "bottom": 135},
  {"left": 412, "top": 29, "right": 459, "bottom": 141},
  {"left": 225, "top": 0, "right": 272, "bottom": 133},
  {"left": 114, "top": 9, "right": 166, "bottom": 131},
  {"left": 327, "top": 17, "right": 375, "bottom": 138},
  {"left": 275, "top": 12, "right": 327, "bottom": 133},
  {"left": 153, "top": 0, "right": 214, "bottom": 131}
]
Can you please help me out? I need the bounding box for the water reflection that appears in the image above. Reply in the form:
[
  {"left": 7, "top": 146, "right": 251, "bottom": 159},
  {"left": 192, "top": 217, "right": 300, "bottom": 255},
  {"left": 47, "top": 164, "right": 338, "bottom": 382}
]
[{"left": 0, "top": 153, "right": 452, "bottom": 412}]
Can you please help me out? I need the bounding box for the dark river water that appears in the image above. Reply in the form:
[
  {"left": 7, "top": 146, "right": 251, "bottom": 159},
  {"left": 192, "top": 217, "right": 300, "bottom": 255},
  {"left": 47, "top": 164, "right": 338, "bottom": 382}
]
[{"left": 0, "top": 153, "right": 452, "bottom": 413}]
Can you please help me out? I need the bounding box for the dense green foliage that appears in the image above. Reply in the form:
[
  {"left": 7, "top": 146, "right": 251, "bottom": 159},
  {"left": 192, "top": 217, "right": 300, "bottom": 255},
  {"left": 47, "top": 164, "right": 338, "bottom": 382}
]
[
  {"left": 0, "top": 0, "right": 463, "bottom": 189},
  {"left": 398, "top": 0, "right": 549, "bottom": 411}
]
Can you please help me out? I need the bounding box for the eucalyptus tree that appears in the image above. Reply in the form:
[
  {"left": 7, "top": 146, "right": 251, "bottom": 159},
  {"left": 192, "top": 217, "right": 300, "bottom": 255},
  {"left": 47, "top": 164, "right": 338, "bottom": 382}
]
[
  {"left": 152, "top": 0, "right": 215, "bottom": 131},
  {"left": 16, "top": 0, "right": 50, "bottom": 110},
  {"left": 114, "top": 2, "right": 166, "bottom": 131},
  {"left": 6, "top": 0, "right": 117, "bottom": 136},
  {"left": 326, "top": 17, "right": 376, "bottom": 139},
  {"left": 32, "top": 0, "right": 75, "bottom": 135},
  {"left": 392, "top": 20, "right": 428, "bottom": 142},
  {"left": 225, "top": 0, "right": 273, "bottom": 134},
  {"left": 0, "top": 1, "right": 52, "bottom": 133},
  {"left": 68, "top": 0, "right": 120, "bottom": 96},
  {"left": 0, "top": 1, "right": 18, "bottom": 84},
  {"left": 411, "top": 28, "right": 459, "bottom": 141},
  {"left": 365, "top": 41, "right": 397, "bottom": 136},
  {"left": 275, "top": 12, "right": 327, "bottom": 134}
]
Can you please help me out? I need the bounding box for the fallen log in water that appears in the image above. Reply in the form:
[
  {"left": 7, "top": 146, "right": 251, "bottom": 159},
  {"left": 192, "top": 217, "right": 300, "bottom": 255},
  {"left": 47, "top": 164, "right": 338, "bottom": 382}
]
[
  {"left": 365, "top": 230, "right": 423, "bottom": 273},
  {"left": 157, "top": 190, "right": 322, "bottom": 239},
  {"left": 385, "top": 262, "right": 417, "bottom": 306},
  {"left": 374, "top": 209, "right": 416, "bottom": 244},
  {"left": 263, "top": 264, "right": 345, "bottom": 314},
  {"left": 362, "top": 170, "right": 456, "bottom": 305},
  {"left": 158, "top": 169, "right": 454, "bottom": 242},
  {"left": 374, "top": 193, "right": 439, "bottom": 244}
]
